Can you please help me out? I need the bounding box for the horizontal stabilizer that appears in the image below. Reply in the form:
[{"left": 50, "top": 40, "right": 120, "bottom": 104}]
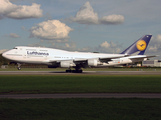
[{"left": 128, "top": 55, "right": 158, "bottom": 60}]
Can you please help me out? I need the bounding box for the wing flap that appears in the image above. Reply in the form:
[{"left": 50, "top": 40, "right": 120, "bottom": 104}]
[{"left": 99, "top": 55, "right": 125, "bottom": 62}]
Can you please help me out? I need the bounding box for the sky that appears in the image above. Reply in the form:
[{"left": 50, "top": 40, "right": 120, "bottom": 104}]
[{"left": 1, "top": 0, "right": 161, "bottom": 59}]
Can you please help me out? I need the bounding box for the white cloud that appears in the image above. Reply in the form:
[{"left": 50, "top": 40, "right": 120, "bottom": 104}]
[
  {"left": 79, "top": 41, "right": 122, "bottom": 53},
  {"left": 30, "top": 20, "right": 73, "bottom": 40},
  {"left": 9, "top": 0, "right": 28, "bottom": 2},
  {"left": 148, "top": 45, "right": 157, "bottom": 52},
  {"left": 28, "top": 43, "right": 44, "bottom": 47},
  {"left": 100, "top": 41, "right": 110, "bottom": 48},
  {"left": 70, "top": 1, "right": 124, "bottom": 25},
  {"left": 0, "top": 0, "right": 43, "bottom": 19},
  {"left": 71, "top": 1, "right": 99, "bottom": 24},
  {"left": 9, "top": 33, "right": 20, "bottom": 38},
  {"left": 65, "top": 43, "right": 70, "bottom": 48},
  {"left": 79, "top": 47, "right": 92, "bottom": 52},
  {"left": 99, "top": 41, "right": 121, "bottom": 53},
  {"left": 99, "top": 15, "right": 124, "bottom": 25},
  {"left": 156, "top": 34, "right": 161, "bottom": 42},
  {"left": 50, "top": 41, "right": 76, "bottom": 51},
  {"left": 110, "top": 41, "right": 117, "bottom": 47},
  {"left": 146, "top": 34, "right": 161, "bottom": 54},
  {"left": 115, "top": 48, "right": 121, "bottom": 53}
]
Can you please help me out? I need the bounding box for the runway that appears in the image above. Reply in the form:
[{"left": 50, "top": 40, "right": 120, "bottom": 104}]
[
  {"left": 0, "top": 93, "right": 161, "bottom": 99},
  {"left": 0, "top": 71, "right": 161, "bottom": 75}
]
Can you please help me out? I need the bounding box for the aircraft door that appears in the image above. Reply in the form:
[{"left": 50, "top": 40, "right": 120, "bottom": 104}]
[{"left": 23, "top": 48, "right": 26, "bottom": 59}]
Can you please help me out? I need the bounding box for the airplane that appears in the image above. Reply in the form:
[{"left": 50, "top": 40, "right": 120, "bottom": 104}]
[{"left": 2, "top": 35, "right": 156, "bottom": 73}]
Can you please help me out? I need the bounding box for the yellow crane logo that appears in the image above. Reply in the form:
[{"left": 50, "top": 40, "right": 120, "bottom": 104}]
[{"left": 136, "top": 40, "right": 147, "bottom": 51}]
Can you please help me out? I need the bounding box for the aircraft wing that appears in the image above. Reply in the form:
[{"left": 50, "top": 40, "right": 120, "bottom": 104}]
[
  {"left": 98, "top": 55, "right": 125, "bottom": 62},
  {"left": 73, "top": 55, "right": 125, "bottom": 63},
  {"left": 127, "top": 55, "right": 158, "bottom": 60},
  {"left": 48, "top": 55, "right": 157, "bottom": 64},
  {"left": 49, "top": 55, "right": 125, "bottom": 63}
]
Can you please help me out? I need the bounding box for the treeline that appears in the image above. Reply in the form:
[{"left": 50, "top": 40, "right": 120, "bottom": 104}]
[{"left": 0, "top": 54, "right": 10, "bottom": 66}]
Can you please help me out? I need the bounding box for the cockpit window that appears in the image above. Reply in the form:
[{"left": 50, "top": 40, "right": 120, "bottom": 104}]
[{"left": 13, "top": 47, "right": 18, "bottom": 49}]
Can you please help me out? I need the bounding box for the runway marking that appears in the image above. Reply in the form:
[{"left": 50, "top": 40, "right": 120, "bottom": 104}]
[{"left": 0, "top": 93, "right": 161, "bottom": 99}]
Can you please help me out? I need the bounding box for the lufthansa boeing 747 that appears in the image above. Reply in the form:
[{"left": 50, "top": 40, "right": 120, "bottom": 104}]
[{"left": 2, "top": 35, "right": 156, "bottom": 73}]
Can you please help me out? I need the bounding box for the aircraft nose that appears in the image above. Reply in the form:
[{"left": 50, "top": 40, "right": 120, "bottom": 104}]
[{"left": 2, "top": 52, "right": 7, "bottom": 58}]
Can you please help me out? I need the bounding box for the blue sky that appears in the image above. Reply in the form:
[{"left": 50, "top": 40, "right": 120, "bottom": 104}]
[{"left": 1, "top": 0, "right": 161, "bottom": 59}]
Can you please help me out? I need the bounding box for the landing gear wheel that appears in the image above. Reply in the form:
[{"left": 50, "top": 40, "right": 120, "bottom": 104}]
[
  {"left": 17, "top": 67, "right": 21, "bottom": 70},
  {"left": 66, "top": 68, "right": 83, "bottom": 73},
  {"left": 66, "top": 69, "right": 71, "bottom": 73},
  {"left": 17, "top": 63, "right": 21, "bottom": 70}
]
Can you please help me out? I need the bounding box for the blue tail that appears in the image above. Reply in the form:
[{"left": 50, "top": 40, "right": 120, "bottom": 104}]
[{"left": 121, "top": 35, "right": 152, "bottom": 55}]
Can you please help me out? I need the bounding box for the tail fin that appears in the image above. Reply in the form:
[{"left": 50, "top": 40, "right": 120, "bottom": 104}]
[{"left": 121, "top": 35, "right": 152, "bottom": 55}]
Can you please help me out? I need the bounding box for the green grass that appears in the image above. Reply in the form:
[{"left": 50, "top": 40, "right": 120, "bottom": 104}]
[
  {"left": 0, "top": 98, "right": 161, "bottom": 120},
  {"left": 0, "top": 75, "right": 161, "bottom": 94},
  {"left": 0, "top": 75, "right": 161, "bottom": 120}
]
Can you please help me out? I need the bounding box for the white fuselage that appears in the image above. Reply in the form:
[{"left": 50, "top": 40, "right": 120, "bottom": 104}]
[{"left": 2, "top": 46, "right": 143, "bottom": 68}]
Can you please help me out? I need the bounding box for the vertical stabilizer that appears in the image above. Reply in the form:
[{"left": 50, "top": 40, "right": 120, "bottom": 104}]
[{"left": 121, "top": 35, "right": 152, "bottom": 55}]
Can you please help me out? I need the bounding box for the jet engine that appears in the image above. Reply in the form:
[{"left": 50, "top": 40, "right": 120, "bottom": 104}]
[
  {"left": 60, "top": 61, "right": 76, "bottom": 68},
  {"left": 87, "top": 59, "right": 98, "bottom": 67}
]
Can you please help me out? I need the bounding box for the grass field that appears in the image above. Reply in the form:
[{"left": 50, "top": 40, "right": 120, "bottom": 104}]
[
  {"left": 0, "top": 75, "right": 161, "bottom": 94},
  {"left": 0, "top": 98, "right": 161, "bottom": 120},
  {"left": 0, "top": 75, "right": 161, "bottom": 120}
]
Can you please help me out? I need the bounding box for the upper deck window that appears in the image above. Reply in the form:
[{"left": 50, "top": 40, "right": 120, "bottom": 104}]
[{"left": 13, "top": 47, "right": 17, "bottom": 49}]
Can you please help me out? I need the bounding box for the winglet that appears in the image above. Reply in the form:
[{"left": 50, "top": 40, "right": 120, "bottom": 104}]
[{"left": 121, "top": 35, "right": 152, "bottom": 55}]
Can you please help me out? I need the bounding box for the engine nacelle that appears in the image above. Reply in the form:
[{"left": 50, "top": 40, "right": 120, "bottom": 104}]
[
  {"left": 120, "top": 58, "right": 132, "bottom": 64},
  {"left": 60, "top": 61, "right": 75, "bottom": 68},
  {"left": 88, "top": 59, "right": 98, "bottom": 67}
]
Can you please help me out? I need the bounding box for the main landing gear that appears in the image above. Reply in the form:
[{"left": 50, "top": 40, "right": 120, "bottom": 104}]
[
  {"left": 17, "top": 63, "right": 21, "bottom": 70},
  {"left": 66, "top": 69, "right": 83, "bottom": 73}
]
